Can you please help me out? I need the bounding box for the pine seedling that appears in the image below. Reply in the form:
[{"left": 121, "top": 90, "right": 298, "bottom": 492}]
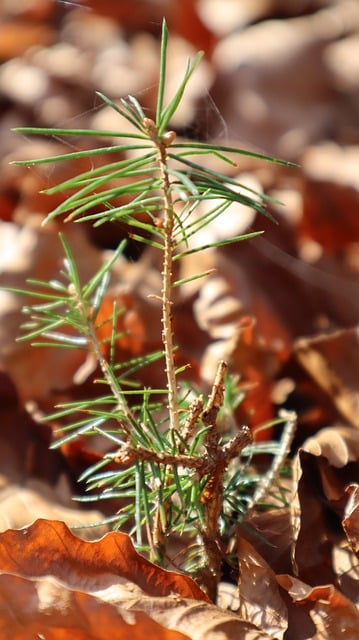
[{"left": 9, "top": 20, "right": 296, "bottom": 600}]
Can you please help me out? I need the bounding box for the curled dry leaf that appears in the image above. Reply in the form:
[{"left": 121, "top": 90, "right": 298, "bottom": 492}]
[
  {"left": 293, "top": 450, "right": 340, "bottom": 586},
  {"left": 211, "top": 1, "right": 359, "bottom": 157},
  {"left": 277, "top": 574, "right": 359, "bottom": 640},
  {"left": 300, "top": 143, "right": 359, "bottom": 254},
  {"left": 299, "top": 426, "right": 359, "bottom": 544},
  {"left": 0, "top": 480, "right": 107, "bottom": 540},
  {"left": 301, "top": 424, "right": 359, "bottom": 468},
  {"left": 237, "top": 537, "right": 288, "bottom": 640},
  {"left": 293, "top": 447, "right": 359, "bottom": 593},
  {"left": 296, "top": 426, "right": 359, "bottom": 599},
  {"left": 0, "top": 519, "right": 208, "bottom": 601},
  {"left": 294, "top": 327, "right": 359, "bottom": 428},
  {"left": 343, "top": 484, "right": 359, "bottom": 552},
  {"left": 0, "top": 573, "right": 189, "bottom": 640},
  {"left": 123, "top": 595, "right": 275, "bottom": 640},
  {"left": 238, "top": 507, "right": 296, "bottom": 576},
  {"left": 0, "top": 519, "right": 280, "bottom": 640},
  {"left": 332, "top": 541, "right": 359, "bottom": 607},
  {"left": 192, "top": 249, "right": 289, "bottom": 431}
]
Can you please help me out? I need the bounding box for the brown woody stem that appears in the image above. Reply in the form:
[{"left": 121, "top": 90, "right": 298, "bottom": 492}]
[
  {"left": 143, "top": 119, "right": 180, "bottom": 560},
  {"left": 159, "top": 147, "right": 180, "bottom": 433},
  {"left": 199, "top": 361, "right": 252, "bottom": 600}
]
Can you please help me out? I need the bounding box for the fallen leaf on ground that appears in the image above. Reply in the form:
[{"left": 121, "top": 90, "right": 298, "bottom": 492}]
[
  {"left": 0, "top": 480, "right": 107, "bottom": 540},
  {"left": 343, "top": 484, "right": 359, "bottom": 552},
  {"left": 237, "top": 537, "right": 288, "bottom": 639},
  {"left": 211, "top": 2, "right": 359, "bottom": 157},
  {"left": 277, "top": 574, "right": 359, "bottom": 640},
  {"left": 238, "top": 507, "right": 295, "bottom": 576},
  {"left": 0, "top": 572, "right": 189, "bottom": 640},
  {"left": 300, "top": 144, "right": 359, "bottom": 254},
  {"left": 301, "top": 424, "right": 359, "bottom": 468},
  {"left": 0, "top": 519, "right": 279, "bottom": 639},
  {"left": 293, "top": 448, "right": 359, "bottom": 588},
  {"left": 332, "top": 540, "right": 359, "bottom": 606},
  {"left": 295, "top": 328, "right": 359, "bottom": 428},
  {"left": 0, "top": 519, "right": 208, "bottom": 601}
]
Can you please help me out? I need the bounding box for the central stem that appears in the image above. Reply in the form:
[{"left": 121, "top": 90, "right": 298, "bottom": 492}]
[
  {"left": 158, "top": 136, "right": 180, "bottom": 433},
  {"left": 144, "top": 119, "right": 180, "bottom": 561}
]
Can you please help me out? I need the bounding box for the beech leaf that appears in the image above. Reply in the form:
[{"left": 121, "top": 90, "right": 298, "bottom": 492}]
[
  {"left": 237, "top": 537, "right": 288, "bottom": 639},
  {"left": 295, "top": 328, "right": 359, "bottom": 428},
  {"left": 0, "top": 520, "right": 279, "bottom": 639},
  {"left": 277, "top": 574, "right": 359, "bottom": 640},
  {"left": 0, "top": 572, "right": 188, "bottom": 640},
  {"left": 0, "top": 519, "right": 208, "bottom": 601},
  {"left": 343, "top": 484, "right": 359, "bottom": 552}
]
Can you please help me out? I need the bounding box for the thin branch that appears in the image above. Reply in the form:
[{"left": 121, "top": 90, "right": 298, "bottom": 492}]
[
  {"left": 159, "top": 140, "right": 180, "bottom": 433},
  {"left": 202, "top": 360, "right": 228, "bottom": 456},
  {"left": 69, "top": 289, "right": 135, "bottom": 436},
  {"left": 110, "top": 424, "right": 251, "bottom": 475},
  {"left": 198, "top": 361, "right": 252, "bottom": 600},
  {"left": 143, "top": 117, "right": 180, "bottom": 433},
  {"left": 249, "top": 410, "right": 296, "bottom": 509},
  {"left": 179, "top": 395, "right": 204, "bottom": 451}
]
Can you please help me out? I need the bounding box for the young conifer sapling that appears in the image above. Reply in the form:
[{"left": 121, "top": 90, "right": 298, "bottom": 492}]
[{"left": 9, "top": 20, "right": 296, "bottom": 600}]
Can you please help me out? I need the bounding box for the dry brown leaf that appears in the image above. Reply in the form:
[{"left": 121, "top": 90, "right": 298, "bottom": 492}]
[
  {"left": 277, "top": 574, "right": 359, "bottom": 640},
  {"left": 293, "top": 450, "right": 359, "bottom": 610},
  {"left": 343, "top": 484, "right": 359, "bottom": 552},
  {"left": 123, "top": 595, "right": 275, "bottom": 640},
  {"left": 0, "top": 571, "right": 277, "bottom": 640},
  {"left": 300, "top": 144, "right": 359, "bottom": 254},
  {"left": 0, "top": 479, "right": 107, "bottom": 540},
  {"left": 302, "top": 425, "right": 359, "bottom": 468},
  {"left": 292, "top": 441, "right": 359, "bottom": 596},
  {"left": 0, "top": 519, "right": 208, "bottom": 602},
  {"left": 332, "top": 541, "right": 359, "bottom": 606},
  {"left": 237, "top": 537, "right": 288, "bottom": 639},
  {"left": 0, "top": 572, "right": 189, "bottom": 640},
  {"left": 0, "top": 520, "right": 280, "bottom": 639},
  {"left": 0, "top": 21, "right": 54, "bottom": 61},
  {"left": 192, "top": 249, "right": 290, "bottom": 432},
  {"left": 295, "top": 328, "right": 359, "bottom": 428},
  {"left": 293, "top": 450, "right": 339, "bottom": 586},
  {"left": 238, "top": 507, "right": 296, "bottom": 575},
  {"left": 0, "top": 370, "right": 67, "bottom": 484}
]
